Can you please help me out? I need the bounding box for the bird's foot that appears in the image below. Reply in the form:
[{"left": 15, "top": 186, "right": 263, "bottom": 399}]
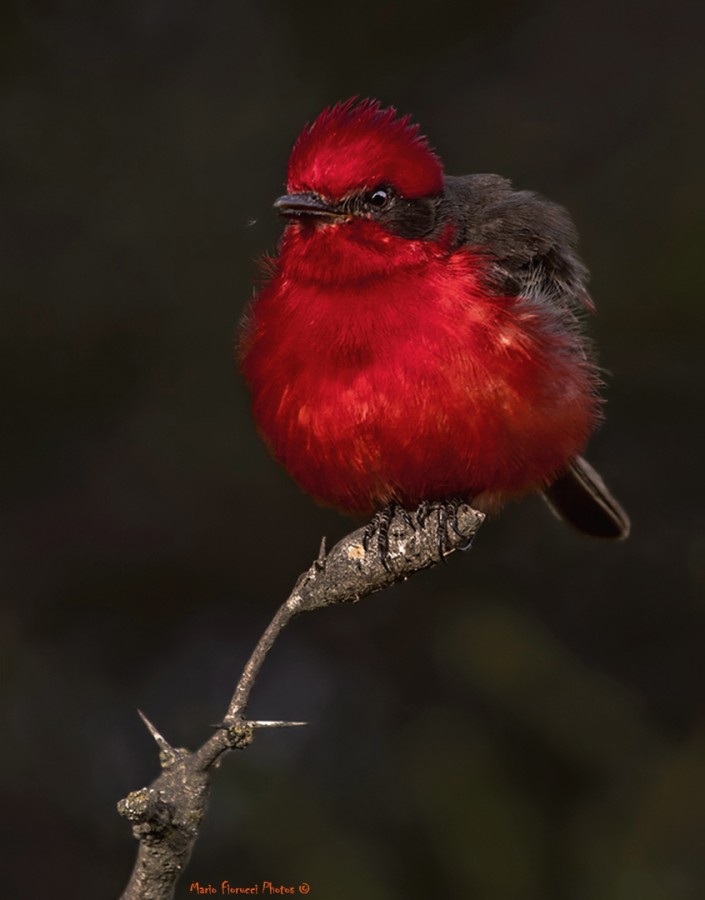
[
  {"left": 363, "top": 498, "right": 476, "bottom": 570},
  {"left": 363, "top": 502, "right": 415, "bottom": 572},
  {"left": 415, "top": 498, "right": 476, "bottom": 562}
]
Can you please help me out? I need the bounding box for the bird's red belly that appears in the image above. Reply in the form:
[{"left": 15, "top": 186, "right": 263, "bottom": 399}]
[{"left": 241, "top": 259, "right": 598, "bottom": 514}]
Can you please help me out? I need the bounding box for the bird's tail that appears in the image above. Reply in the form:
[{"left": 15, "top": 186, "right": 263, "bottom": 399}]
[{"left": 542, "top": 455, "right": 630, "bottom": 540}]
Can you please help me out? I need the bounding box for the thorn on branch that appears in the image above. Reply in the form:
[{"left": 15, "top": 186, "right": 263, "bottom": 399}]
[
  {"left": 249, "top": 719, "right": 308, "bottom": 729},
  {"left": 315, "top": 536, "right": 327, "bottom": 570},
  {"left": 138, "top": 709, "right": 188, "bottom": 770}
]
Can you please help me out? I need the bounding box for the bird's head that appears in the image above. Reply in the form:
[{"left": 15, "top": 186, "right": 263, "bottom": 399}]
[{"left": 273, "top": 99, "right": 447, "bottom": 282}]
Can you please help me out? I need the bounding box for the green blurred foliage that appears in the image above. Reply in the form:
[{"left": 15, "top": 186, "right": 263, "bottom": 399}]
[{"left": 2, "top": 0, "right": 704, "bottom": 897}]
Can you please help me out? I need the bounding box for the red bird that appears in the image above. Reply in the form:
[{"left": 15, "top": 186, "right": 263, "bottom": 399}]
[{"left": 239, "top": 99, "right": 629, "bottom": 543}]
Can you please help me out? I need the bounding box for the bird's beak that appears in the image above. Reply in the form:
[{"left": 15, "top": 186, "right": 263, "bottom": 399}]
[{"left": 273, "top": 192, "right": 347, "bottom": 222}]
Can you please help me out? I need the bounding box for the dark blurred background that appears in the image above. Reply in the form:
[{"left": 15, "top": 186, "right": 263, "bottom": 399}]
[{"left": 3, "top": 0, "right": 704, "bottom": 897}]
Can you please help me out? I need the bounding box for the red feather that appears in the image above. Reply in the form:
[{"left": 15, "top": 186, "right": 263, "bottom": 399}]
[{"left": 287, "top": 98, "right": 444, "bottom": 199}]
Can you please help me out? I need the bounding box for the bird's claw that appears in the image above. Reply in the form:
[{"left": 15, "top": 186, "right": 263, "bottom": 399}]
[
  {"left": 363, "top": 502, "right": 412, "bottom": 571},
  {"left": 418, "top": 498, "right": 476, "bottom": 561},
  {"left": 365, "top": 498, "right": 475, "bottom": 569},
  {"left": 438, "top": 498, "right": 477, "bottom": 558}
]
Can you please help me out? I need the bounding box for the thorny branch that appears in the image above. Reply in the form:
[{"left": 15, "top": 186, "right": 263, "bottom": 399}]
[{"left": 117, "top": 504, "right": 484, "bottom": 900}]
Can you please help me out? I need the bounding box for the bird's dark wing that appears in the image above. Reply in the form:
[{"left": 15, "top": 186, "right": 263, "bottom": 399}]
[
  {"left": 442, "top": 173, "right": 593, "bottom": 310},
  {"left": 442, "top": 175, "right": 630, "bottom": 540}
]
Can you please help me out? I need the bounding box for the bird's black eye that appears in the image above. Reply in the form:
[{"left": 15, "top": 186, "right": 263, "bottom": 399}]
[{"left": 365, "top": 187, "right": 393, "bottom": 210}]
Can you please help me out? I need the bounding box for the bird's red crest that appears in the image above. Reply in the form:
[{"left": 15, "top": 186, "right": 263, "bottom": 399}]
[{"left": 287, "top": 98, "right": 444, "bottom": 200}]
